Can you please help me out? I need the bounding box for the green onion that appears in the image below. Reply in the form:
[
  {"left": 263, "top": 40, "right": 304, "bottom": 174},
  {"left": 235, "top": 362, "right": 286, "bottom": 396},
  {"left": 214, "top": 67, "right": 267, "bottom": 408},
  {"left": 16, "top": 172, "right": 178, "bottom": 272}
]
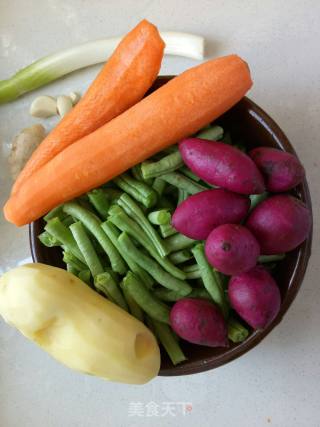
[{"left": 0, "top": 32, "right": 204, "bottom": 103}]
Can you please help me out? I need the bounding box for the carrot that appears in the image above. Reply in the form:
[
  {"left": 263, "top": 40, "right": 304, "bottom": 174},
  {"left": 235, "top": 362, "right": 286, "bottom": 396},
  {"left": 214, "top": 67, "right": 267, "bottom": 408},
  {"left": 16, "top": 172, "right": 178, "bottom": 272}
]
[
  {"left": 4, "top": 55, "right": 253, "bottom": 226},
  {"left": 11, "top": 19, "right": 164, "bottom": 194}
]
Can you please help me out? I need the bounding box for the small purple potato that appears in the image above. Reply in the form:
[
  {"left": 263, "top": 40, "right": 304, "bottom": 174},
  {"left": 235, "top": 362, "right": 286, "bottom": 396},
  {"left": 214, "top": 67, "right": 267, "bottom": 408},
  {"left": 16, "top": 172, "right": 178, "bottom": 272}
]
[
  {"left": 246, "top": 195, "right": 311, "bottom": 254},
  {"left": 170, "top": 298, "right": 228, "bottom": 347},
  {"left": 179, "top": 138, "right": 265, "bottom": 195},
  {"left": 249, "top": 147, "right": 305, "bottom": 192},
  {"left": 228, "top": 265, "right": 281, "bottom": 329},
  {"left": 171, "top": 189, "right": 250, "bottom": 239},
  {"left": 205, "top": 224, "right": 260, "bottom": 275}
]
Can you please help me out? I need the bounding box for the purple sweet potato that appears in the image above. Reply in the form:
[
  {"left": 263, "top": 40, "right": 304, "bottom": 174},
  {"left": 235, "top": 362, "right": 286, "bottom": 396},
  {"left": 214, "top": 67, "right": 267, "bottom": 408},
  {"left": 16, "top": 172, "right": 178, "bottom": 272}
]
[
  {"left": 228, "top": 265, "right": 281, "bottom": 329},
  {"left": 171, "top": 189, "right": 250, "bottom": 239},
  {"left": 205, "top": 224, "right": 260, "bottom": 275},
  {"left": 249, "top": 147, "right": 305, "bottom": 192},
  {"left": 170, "top": 298, "right": 228, "bottom": 347},
  {"left": 179, "top": 138, "right": 265, "bottom": 195},
  {"left": 246, "top": 195, "right": 311, "bottom": 254}
]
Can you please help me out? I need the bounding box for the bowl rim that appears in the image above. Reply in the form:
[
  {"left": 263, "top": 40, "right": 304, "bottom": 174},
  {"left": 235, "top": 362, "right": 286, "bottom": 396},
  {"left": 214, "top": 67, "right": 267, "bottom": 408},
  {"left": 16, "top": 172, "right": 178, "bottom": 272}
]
[{"left": 29, "top": 76, "right": 313, "bottom": 377}]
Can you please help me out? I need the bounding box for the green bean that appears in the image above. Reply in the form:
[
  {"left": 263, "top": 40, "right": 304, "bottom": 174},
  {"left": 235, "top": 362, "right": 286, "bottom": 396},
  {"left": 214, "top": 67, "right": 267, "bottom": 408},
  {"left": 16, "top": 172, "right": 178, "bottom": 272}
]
[
  {"left": 192, "top": 243, "right": 228, "bottom": 317},
  {"left": 160, "top": 223, "right": 177, "bottom": 238},
  {"left": 78, "top": 270, "right": 91, "bottom": 285},
  {"left": 45, "top": 217, "right": 85, "bottom": 263},
  {"left": 94, "top": 273, "right": 128, "bottom": 311},
  {"left": 185, "top": 270, "right": 201, "bottom": 279},
  {"left": 258, "top": 254, "right": 286, "bottom": 263},
  {"left": 70, "top": 222, "right": 104, "bottom": 277},
  {"left": 114, "top": 173, "right": 157, "bottom": 208},
  {"left": 228, "top": 318, "right": 249, "bottom": 343},
  {"left": 148, "top": 317, "right": 187, "bottom": 365},
  {"left": 103, "top": 188, "right": 123, "bottom": 203},
  {"left": 179, "top": 166, "right": 201, "bottom": 182},
  {"left": 249, "top": 192, "right": 269, "bottom": 211},
  {"left": 108, "top": 204, "right": 123, "bottom": 217},
  {"left": 131, "top": 164, "right": 144, "bottom": 181},
  {"left": 38, "top": 231, "right": 61, "bottom": 247},
  {"left": 63, "top": 202, "right": 126, "bottom": 274},
  {"left": 169, "top": 249, "right": 193, "bottom": 264},
  {"left": 189, "top": 288, "right": 212, "bottom": 300},
  {"left": 62, "top": 251, "right": 87, "bottom": 272},
  {"left": 108, "top": 210, "right": 186, "bottom": 280},
  {"left": 145, "top": 315, "right": 156, "bottom": 335},
  {"left": 154, "top": 288, "right": 210, "bottom": 302},
  {"left": 66, "top": 264, "right": 79, "bottom": 275},
  {"left": 119, "top": 233, "right": 191, "bottom": 295},
  {"left": 61, "top": 216, "right": 75, "bottom": 227},
  {"left": 120, "top": 280, "right": 144, "bottom": 322},
  {"left": 164, "top": 233, "right": 195, "bottom": 253},
  {"left": 152, "top": 178, "right": 166, "bottom": 197},
  {"left": 182, "top": 263, "right": 201, "bottom": 279},
  {"left": 196, "top": 125, "right": 224, "bottom": 140},
  {"left": 77, "top": 198, "right": 97, "bottom": 214},
  {"left": 222, "top": 131, "right": 232, "bottom": 145},
  {"left": 117, "top": 194, "right": 168, "bottom": 257},
  {"left": 101, "top": 221, "right": 154, "bottom": 289},
  {"left": 182, "top": 264, "right": 199, "bottom": 272},
  {"left": 43, "top": 205, "right": 66, "bottom": 222},
  {"left": 123, "top": 272, "right": 170, "bottom": 324},
  {"left": 177, "top": 189, "right": 188, "bottom": 205},
  {"left": 87, "top": 189, "right": 110, "bottom": 219},
  {"left": 163, "top": 144, "right": 179, "bottom": 154},
  {"left": 156, "top": 195, "right": 175, "bottom": 210},
  {"left": 148, "top": 210, "right": 171, "bottom": 225},
  {"left": 141, "top": 151, "right": 183, "bottom": 179},
  {"left": 161, "top": 172, "right": 207, "bottom": 194},
  {"left": 233, "top": 143, "right": 246, "bottom": 152},
  {"left": 131, "top": 164, "right": 153, "bottom": 185}
]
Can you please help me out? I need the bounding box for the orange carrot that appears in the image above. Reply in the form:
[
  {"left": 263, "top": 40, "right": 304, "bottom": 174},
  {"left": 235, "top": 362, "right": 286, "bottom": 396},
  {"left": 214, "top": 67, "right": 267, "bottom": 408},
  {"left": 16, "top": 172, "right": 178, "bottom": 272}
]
[
  {"left": 4, "top": 55, "right": 252, "bottom": 226},
  {"left": 11, "top": 19, "right": 164, "bottom": 194}
]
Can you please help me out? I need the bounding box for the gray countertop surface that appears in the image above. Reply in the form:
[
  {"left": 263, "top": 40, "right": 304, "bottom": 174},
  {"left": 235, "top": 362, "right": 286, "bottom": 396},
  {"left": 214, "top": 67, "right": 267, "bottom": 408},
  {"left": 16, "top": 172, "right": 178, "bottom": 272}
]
[{"left": 0, "top": 1, "right": 319, "bottom": 426}]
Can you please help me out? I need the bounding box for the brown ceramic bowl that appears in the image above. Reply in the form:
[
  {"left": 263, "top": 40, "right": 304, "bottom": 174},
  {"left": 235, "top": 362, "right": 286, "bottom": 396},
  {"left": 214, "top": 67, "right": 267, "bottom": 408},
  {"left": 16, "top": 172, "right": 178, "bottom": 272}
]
[{"left": 29, "top": 76, "right": 312, "bottom": 376}]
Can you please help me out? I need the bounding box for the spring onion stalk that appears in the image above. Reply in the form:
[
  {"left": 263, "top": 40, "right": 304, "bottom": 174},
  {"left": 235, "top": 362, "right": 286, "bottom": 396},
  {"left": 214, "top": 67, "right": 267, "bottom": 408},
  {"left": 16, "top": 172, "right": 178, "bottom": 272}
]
[{"left": 0, "top": 32, "right": 204, "bottom": 103}]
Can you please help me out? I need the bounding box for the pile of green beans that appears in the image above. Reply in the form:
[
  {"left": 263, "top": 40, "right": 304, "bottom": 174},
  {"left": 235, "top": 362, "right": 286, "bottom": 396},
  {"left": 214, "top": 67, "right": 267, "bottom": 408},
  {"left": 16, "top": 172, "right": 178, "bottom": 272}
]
[{"left": 39, "top": 124, "right": 256, "bottom": 365}]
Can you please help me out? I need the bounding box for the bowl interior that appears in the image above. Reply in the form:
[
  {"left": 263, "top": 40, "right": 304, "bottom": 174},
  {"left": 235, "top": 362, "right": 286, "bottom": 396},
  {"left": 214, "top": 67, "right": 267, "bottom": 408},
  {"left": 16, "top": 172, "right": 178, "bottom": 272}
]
[{"left": 29, "top": 77, "right": 312, "bottom": 376}]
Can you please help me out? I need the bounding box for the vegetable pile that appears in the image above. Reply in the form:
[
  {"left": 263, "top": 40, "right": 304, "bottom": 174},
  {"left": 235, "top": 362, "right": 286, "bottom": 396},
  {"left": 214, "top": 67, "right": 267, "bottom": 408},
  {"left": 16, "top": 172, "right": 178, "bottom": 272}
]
[
  {"left": 1, "top": 19, "right": 311, "bottom": 378},
  {"left": 38, "top": 122, "right": 311, "bottom": 365}
]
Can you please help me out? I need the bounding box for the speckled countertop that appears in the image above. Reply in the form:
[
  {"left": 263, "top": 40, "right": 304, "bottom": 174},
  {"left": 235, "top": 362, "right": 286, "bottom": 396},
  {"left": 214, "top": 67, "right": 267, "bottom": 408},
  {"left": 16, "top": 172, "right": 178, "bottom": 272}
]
[{"left": 0, "top": 1, "right": 319, "bottom": 426}]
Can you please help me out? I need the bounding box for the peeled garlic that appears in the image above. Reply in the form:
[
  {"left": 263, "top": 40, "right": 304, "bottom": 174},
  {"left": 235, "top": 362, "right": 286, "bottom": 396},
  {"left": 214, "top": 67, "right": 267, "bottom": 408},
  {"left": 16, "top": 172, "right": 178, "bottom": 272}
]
[
  {"left": 69, "top": 91, "right": 81, "bottom": 105},
  {"left": 57, "top": 95, "right": 73, "bottom": 118},
  {"left": 29, "top": 96, "right": 57, "bottom": 118}
]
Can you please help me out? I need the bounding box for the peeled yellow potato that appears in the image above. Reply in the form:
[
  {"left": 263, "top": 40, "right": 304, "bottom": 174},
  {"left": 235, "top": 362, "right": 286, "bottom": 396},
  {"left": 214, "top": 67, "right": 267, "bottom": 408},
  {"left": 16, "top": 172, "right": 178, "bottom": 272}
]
[{"left": 0, "top": 263, "right": 160, "bottom": 384}]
